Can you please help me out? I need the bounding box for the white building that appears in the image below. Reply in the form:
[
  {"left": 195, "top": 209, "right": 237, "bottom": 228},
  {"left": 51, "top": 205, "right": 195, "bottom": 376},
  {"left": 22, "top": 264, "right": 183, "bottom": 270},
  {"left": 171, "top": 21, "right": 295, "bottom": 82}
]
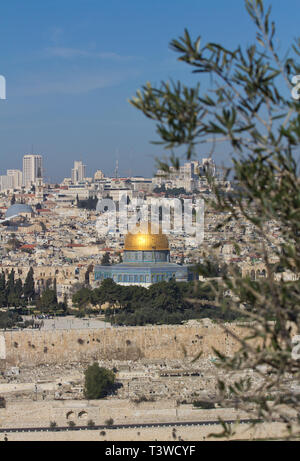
[
  {"left": 22, "top": 155, "right": 43, "bottom": 187},
  {"left": 71, "top": 161, "right": 86, "bottom": 184},
  {"left": 0, "top": 175, "right": 13, "bottom": 191},
  {"left": 7, "top": 169, "right": 23, "bottom": 189},
  {"left": 153, "top": 159, "right": 217, "bottom": 192}
]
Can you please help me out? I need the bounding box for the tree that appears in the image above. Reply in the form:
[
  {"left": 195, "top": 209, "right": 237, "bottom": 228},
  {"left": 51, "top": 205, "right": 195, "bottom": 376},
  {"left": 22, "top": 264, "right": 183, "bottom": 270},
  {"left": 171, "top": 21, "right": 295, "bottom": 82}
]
[
  {"left": 72, "top": 287, "right": 92, "bottom": 310},
  {"left": 148, "top": 279, "right": 187, "bottom": 313},
  {"left": 85, "top": 264, "right": 94, "bottom": 285},
  {"left": 0, "top": 272, "right": 7, "bottom": 308},
  {"left": 59, "top": 293, "right": 68, "bottom": 313},
  {"left": 101, "top": 252, "right": 111, "bottom": 266},
  {"left": 73, "top": 275, "right": 241, "bottom": 325},
  {"left": 39, "top": 221, "right": 47, "bottom": 232},
  {"left": 8, "top": 278, "right": 23, "bottom": 307},
  {"left": 6, "top": 269, "right": 15, "bottom": 307},
  {"left": 77, "top": 197, "right": 98, "bottom": 210},
  {"left": 97, "top": 278, "right": 120, "bottom": 306},
  {"left": 0, "top": 311, "right": 22, "bottom": 330},
  {"left": 7, "top": 236, "right": 21, "bottom": 251},
  {"left": 129, "top": 0, "right": 300, "bottom": 436},
  {"left": 38, "top": 289, "right": 58, "bottom": 313},
  {"left": 83, "top": 363, "right": 115, "bottom": 400},
  {"left": 23, "top": 267, "right": 35, "bottom": 303},
  {"left": 105, "top": 418, "right": 114, "bottom": 426}
]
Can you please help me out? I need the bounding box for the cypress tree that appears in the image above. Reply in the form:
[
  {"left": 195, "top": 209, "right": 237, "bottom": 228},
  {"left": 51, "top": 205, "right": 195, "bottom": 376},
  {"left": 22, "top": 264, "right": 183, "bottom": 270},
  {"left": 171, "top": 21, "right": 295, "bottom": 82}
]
[
  {"left": 23, "top": 267, "right": 35, "bottom": 303},
  {"left": 101, "top": 252, "right": 111, "bottom": 266},
  {"left": 15, "top": 278, "right": 23, "bottom": 306},
  {"left": 0, "top": 272, "right": 7, "bottom": 307},
  {"left": 6, "top": 269, "right": 15, "bottom": 307},
  {"left": 6, "top": 269, "right": 15, "bottom": 293}
]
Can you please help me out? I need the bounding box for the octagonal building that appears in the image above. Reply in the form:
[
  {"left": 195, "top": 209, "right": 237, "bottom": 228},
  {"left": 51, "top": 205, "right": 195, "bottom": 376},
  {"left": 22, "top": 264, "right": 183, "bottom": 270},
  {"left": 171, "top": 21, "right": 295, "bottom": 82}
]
[{"left": 94, "top": 223, "right": 194, "bottom": 287}]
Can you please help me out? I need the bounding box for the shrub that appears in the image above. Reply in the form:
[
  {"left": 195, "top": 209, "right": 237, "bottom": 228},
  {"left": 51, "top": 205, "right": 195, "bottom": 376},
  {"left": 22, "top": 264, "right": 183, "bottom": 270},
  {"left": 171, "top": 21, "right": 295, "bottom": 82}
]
[
  {"left": 0, "top": 397, "right": 6, "bottom": 409},
  {"left": 83, "top": 363, "right": 115, "bottom": 400},
  {"left": 105, "top": 418, "right": 114, "bottom": 426},
  {"left": 193, "top": 400, "right": 215, "bottom": 409}
]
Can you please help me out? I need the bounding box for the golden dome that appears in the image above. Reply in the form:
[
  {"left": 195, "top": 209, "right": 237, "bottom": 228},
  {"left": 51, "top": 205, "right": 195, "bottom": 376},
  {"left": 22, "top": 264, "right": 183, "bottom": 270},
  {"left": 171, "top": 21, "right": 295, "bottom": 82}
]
[{"left": 124, "top": 222, "right": 169, "bottom": 251}]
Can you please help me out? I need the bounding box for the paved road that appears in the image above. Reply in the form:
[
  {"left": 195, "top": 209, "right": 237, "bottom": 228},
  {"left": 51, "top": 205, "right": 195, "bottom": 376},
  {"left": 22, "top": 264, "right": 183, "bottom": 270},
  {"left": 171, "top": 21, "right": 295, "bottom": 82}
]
[
  {"left": 22, "top": 315, "right": 111, "bottom": 330},
  {"left": 0, "top": 419, "right": 262, "bottom": 434}
]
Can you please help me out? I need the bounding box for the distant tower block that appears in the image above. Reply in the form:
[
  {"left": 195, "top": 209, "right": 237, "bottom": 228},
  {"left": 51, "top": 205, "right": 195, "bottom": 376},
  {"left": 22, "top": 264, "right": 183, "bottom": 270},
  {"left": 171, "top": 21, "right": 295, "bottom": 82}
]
[
  {"left": 72, "top": 161, "right": 86, "bottom": 184},
  {"left": 23, "top": 154, "right": 43, "bottom": 187}
]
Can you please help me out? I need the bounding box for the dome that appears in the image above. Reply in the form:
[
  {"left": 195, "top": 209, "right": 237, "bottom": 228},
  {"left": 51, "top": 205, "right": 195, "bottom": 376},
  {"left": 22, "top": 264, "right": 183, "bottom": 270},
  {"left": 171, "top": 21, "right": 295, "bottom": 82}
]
[
  {"left": 124, "top": 222, "right": 169, "bottom": 251},
  {"left": 5, "top": 204, "right": 34, "bottom": 218}
]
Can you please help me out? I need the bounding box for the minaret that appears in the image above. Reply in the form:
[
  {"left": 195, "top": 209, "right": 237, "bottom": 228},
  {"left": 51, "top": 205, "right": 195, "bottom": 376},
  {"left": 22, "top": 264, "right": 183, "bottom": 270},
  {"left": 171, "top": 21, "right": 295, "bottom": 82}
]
[{"left": 115, "top": 159, "right": 119, "bottom": 179}]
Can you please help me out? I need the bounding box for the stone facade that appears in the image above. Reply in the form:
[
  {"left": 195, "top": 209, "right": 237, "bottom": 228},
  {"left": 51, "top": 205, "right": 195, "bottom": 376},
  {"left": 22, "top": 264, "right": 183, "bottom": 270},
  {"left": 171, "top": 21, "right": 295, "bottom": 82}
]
[
  {"left": 1, "top": 322, "right": 251, "bottom": 368},
  {"left": 0, "top": 398, "right": 246, "bottom": 428}
]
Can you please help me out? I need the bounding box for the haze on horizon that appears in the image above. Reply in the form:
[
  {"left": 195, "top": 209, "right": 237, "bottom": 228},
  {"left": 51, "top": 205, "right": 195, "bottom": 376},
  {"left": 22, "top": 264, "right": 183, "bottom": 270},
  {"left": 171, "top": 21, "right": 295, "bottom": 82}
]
[{"left": 0, "top": 0, "right": 298, "bottom": 182}]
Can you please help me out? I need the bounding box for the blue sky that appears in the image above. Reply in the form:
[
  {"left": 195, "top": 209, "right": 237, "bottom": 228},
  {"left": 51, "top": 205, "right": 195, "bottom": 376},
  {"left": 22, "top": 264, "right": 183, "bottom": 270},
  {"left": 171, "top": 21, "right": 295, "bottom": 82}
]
[{"left": 0, "top": 0, "right": 299, "bottom": 182}]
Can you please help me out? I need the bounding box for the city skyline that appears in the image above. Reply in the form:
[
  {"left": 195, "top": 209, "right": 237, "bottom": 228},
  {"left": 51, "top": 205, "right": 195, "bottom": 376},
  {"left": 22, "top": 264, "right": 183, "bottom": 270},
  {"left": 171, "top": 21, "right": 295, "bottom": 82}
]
[
  {"left": 0, "top": 154, "right": 217, "bottom": 193},
  {"left": 0, "top": 0, "right": 298, "bottom": 182}
]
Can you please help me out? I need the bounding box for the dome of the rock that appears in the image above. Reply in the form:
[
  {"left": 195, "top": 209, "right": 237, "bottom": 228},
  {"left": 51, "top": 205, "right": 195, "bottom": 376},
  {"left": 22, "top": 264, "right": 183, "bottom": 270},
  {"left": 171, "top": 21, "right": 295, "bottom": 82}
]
[
  {"left": 95, "top": 221, "right": 194, "bottom": 287},
  {"left": 124, "top": 222, "right": 169, "bottom": 251}
]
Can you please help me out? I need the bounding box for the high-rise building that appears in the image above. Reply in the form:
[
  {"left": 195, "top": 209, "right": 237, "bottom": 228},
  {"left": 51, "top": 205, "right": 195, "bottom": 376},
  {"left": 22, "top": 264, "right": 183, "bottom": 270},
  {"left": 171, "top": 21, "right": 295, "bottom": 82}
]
[
  {"left": 22, "top": 155, "right": 43, "bottom": 187},
  {"left": 7, "top": 170, "right": 23, "bottom": 189},
  {"left": 71, "top": 161, "right": 86, "bottom": 184},
  {"left": 0, "top": 175, "right": 13, "bottom": 191}
]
